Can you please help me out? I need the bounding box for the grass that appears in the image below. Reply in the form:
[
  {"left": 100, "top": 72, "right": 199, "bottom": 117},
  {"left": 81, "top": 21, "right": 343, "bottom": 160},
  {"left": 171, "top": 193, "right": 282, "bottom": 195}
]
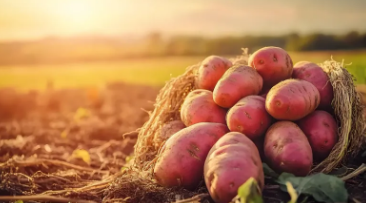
[{"left": 0, "top": 50, "right": 365, "bottom": 91}]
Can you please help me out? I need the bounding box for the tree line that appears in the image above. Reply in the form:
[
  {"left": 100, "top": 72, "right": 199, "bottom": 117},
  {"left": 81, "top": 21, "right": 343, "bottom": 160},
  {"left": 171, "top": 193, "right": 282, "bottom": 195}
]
[
  {"left": 145, "top": 31, "right": 366, "bottom": 56},
  {"left": 0, "top": 31, "right": 365, "bottom": 65}
]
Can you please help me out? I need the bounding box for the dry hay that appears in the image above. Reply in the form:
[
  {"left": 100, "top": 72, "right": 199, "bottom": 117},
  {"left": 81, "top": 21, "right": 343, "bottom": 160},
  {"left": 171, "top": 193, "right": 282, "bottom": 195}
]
[
  {"left": 312, "top": 59, "right": 366, "bottom": 172},
  {"left": 132, "top": 49, "right": 365, "bottom": 176}
]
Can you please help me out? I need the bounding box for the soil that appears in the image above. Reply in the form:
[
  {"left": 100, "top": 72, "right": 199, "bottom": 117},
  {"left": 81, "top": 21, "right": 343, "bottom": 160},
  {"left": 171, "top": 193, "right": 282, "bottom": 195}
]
[{"left": 0, "top": 82, "right": 365, "bottom": 203}]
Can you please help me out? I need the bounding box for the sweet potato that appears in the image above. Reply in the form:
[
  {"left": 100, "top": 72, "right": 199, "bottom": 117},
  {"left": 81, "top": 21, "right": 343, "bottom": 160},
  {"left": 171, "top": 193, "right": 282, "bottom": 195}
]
[
  {"left": 226, "top": 95, "right": 272, "bottom": 140},
  {"left": 180, "top": 89, "right": 226, "bottom": 126},
  {"left": 292, "top": 61, "right": 334, "bottom": 110},
  {"left": 248, "top": 46, "right": 293, "bottom": 89},
  {"left": 154, "top": 122, "right": 229, "bottom": 189},
  {"left": 265, "top": 79, "right": 320, "bottom": 120},
  {"left": 154, "top": 120, "right": 186, "bottom": 144},
  {"left": 297, "top": 110, "right": 338, "bottom": 160},
  {"left": 196, "top": 55, "right": 233, "bottom": 91},
  {"left": 204, "top": 132, "right": 264, "bottom": 203},
  {"left": 264, "top": 121, "right": 313, "bottom": 176},
  {"left": 213, "top": 65, "right": 263, "bottom": 108}
]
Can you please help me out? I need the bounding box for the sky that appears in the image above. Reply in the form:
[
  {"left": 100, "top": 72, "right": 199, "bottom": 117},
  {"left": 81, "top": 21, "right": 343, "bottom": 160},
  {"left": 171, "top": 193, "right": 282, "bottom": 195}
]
[{"left": 0, "top": 0, "right": 366, "bottom": 41}]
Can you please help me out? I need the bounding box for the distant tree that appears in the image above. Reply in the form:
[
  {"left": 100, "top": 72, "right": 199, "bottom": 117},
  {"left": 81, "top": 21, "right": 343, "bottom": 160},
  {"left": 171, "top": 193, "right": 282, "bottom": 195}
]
[
  {"left": 343, "top": 31, "right": 362, "bottom": 49},
  {"left": 285, "top": 33, "right": 301, "bottom": 51},
  {"left": 145, "top": 32, "right": 164, "bottom": 56},
  {"left": 291, "top": 33, "right": 345, "bottom": 51}
]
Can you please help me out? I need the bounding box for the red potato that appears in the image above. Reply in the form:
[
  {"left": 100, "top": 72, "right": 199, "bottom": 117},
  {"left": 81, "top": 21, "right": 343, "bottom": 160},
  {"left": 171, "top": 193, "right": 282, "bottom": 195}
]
[
  {"left": 204, "top": 132, "right": 264, "bottom": 203},
  {"left": 226, "top": 95, "right": 272, "bottom": 140},
  {"left": 264, "top": 121, "right": 313, "bottom": 176},
  {"left": 292, "top": 61, "right": 334, "bottom": 110},
  {"left": 248, "top": 46, "right": 293, "bottom": 89},
  {"left": 196, "top": 55, "right": 233, "bottom": 91},
  {"left": 213, "top": 65, "right": 263, "bottom": 108},
  {"left": 154, "top": 122, "right": 229, "bottom": 189},
  {"left": 297, "top": 110, "right": 338, "bottom": 161},
  {"left": 180, "top": 89, "right": 226, "bottom": 126},
  {"left": 154, "top": 120, "right": 186, "bottom": 145},
  {"left": 265, "top": 79, "right": 320, "bottom": 120}
]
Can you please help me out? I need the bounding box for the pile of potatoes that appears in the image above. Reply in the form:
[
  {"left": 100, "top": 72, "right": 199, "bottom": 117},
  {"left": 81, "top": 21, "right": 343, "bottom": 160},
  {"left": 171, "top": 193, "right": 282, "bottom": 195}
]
[{"left": 153, "top": 47, "right": 338, "bottom": 203}]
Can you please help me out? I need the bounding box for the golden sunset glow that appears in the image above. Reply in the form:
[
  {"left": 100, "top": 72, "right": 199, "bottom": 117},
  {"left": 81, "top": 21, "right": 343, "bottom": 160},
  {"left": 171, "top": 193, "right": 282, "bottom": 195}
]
[
  {"left": 0, "top": 0, "right": 365, "bottom": 41},
  {"left": 52, "top": 1, "right": 98, "bottom": 30}
]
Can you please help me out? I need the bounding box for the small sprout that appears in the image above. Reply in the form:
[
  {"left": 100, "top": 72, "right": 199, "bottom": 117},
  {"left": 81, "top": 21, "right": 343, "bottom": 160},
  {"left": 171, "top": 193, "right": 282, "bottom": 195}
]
[
  {"left": 73, "top": 107, "right": 91, "bottom": 123},
  {"left": 15, "top": 200, "right": 24, "bottom": 203},
  {"left": 125, "top": 155, "right": 133, "bottom": 163},
  {"left": 121, "top": 166, "right": 128, "bottom": 172},
  {"left": 286, "top": 181, "right": 298, "bottom": 203},
  {"left": 60, "top": 129, "right": 69, "bottom": 138},
  {"left": 72, "top": 149, "right": 91, "bottom": 165}
]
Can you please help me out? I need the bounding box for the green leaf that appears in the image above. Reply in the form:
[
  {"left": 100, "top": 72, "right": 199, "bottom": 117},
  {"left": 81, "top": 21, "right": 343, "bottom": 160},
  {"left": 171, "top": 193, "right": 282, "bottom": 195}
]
[
  {"left": 15, "top": 201, "right": 24, "bottom": 203},
  {"left": 237, "top": 177, "right": 264, "bottom": 203},
  {"left": 263, "top": 163, "right": 279, "bottom": 179},
  {"left": 276, "top": 173, "right": 348, "bottom": 203}
]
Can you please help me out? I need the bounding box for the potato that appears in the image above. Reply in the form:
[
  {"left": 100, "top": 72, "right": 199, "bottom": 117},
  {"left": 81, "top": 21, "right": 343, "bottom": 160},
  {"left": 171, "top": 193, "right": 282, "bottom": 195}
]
[
  {"left": 213, "top": 65, "right": 263, "bottom": 108},
  {"left": 226, "top": 95, "right": 272, "bottom": 140},
  {"left": 292, "top": 61, "right": 334, "bottom": 110},
  {"left": 196, "top": 55, "right": 233, "bottom": 91},
  {"left": 264, "top": 121, "right": 313, "bottom": 176},
  {"left": 180, "top": 89, "right": 226, "bottom": 126},
  {"left": 297, "top": 110, "right": 338, "bottom": 161},
  {"left": 248, "top": 46, "right": 293, "bottom": 89},
  {"left": 265, "top": 79, "right": 320, "bottom": 120},
  {"left": 154, "top": 120, "right": 186, "bottom": 145},
  {"left": 154, "top": 122, "right": 229, "bottom": 189},
  {"left": 204, "top": 132, "right": 264, "bottom": 203}
]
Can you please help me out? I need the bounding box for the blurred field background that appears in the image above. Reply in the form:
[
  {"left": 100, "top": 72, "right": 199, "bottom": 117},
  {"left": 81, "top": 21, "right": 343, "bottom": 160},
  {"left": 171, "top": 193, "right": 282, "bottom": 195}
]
[
  {"left": 1, "top": 50, "right": 366, "bottom": 91},
  {"left": 0, "top": 0, "right": 366, "bottom": 92}
]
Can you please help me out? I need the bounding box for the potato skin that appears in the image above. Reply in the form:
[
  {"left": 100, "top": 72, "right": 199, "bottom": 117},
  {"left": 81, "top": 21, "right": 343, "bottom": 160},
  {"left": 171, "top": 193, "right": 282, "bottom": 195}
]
[
  {"left": 292, "top": 61, "right": 334, "bottom": 110},
  {"left": 213, "top": 65, "right": 263, "bottom": 108},
  {"left": 154, "top": 122, "right": 229, "bottom": 189},
  {"left": 264, "top": 121, "right": 313, "bottom": 176},
  {"left": 248, "top": 46, "right": 293, "bottom": 90},
  {"left": 196, "top": 55, "right": 233, "bottom": 91},
  {"left": 204, "top": 132, "right": 264, "bottom": 203},
  {"left": 180, "top": 89, "right": 227, "bottom": 126},
  {"left": 297, "top": 110, "right": 338, "bottom": 161},
  {"left": 154, "top": 120, "right": 186, "bottom": 145},
  {"left": 265, "top": 79, "right": 320, "bottom": 120},
  {"left": 227, "top": 95, "right": 272, "bottom": 140}
]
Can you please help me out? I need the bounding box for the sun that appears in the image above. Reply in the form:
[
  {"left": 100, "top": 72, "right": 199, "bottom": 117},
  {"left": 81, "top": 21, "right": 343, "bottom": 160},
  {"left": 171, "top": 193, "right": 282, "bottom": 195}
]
[{"left": 52, "top": 1, "right": 99, "bottom": 32}]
